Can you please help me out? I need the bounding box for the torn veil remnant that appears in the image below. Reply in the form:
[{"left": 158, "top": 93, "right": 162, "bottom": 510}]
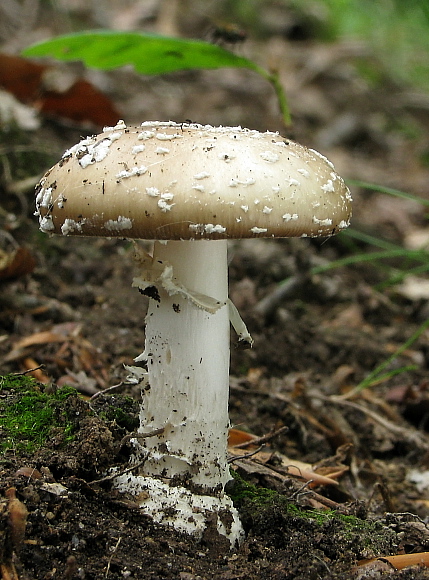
[{"left": 35, "top": 120, "right": 352, "bottom": 546}]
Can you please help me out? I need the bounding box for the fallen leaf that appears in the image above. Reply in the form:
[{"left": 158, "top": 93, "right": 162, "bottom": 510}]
[
  {"left": 228, "top": 428, "right": 258, "bottom": 448},
  {"left": 359, "top": 552, "right": 429, "bottom": 570},
  {"left": 0, "top": 52, "right": 120, "bottom": 127},
  {"left": 0, "top": 247, "right": 36, "bottom": 281}
]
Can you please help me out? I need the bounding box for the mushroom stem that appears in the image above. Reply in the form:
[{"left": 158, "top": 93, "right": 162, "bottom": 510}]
[{"left": 137, "top": 239, "right": 231, "bottom": 490}]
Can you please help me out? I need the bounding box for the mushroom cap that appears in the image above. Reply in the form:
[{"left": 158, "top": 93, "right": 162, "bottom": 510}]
[{"left": 35, "top": 121, "right": 352, "bottom": 240}]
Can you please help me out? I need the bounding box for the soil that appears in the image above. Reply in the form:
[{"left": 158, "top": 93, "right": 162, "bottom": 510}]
[{"left": 2, "top": 1, "right": 429, "bottom": 578}]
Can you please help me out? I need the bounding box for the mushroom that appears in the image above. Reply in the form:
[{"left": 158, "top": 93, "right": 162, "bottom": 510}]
[{"left": 35, "top": 120, "right": 352, "bottom": 545}]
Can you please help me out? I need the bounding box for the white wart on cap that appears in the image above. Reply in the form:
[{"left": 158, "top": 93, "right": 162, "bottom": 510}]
[{"left": 35, "top": 121, "right": 352, "bottom": 240}]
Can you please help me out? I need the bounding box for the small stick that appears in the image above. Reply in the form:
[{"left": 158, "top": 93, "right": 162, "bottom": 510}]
[
  {"left": 12, "top": 365, "right": 44, "bottom": 376},
  {"left": 88, "top": 459, "right": 147, "bottom": 486},
  {"left": 228, "top": 445, "right": 264, "bottom": 463},
  {"left": 90, "top": 382, "right": 124, "bottom": 401},
  {"left": 105, "top": 537, "right": 122, "bottom": 578},
  {"left": 119, "top": 427, "right": 165, "bottom": 447}
]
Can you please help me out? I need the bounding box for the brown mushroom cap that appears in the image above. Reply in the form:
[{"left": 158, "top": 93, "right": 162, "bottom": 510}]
[{"left": 35, "top": 121, "right": 352, "bottom": 240}]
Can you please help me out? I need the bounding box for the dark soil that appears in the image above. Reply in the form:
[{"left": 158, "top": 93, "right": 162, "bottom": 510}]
[{"left": 2, "top": 1, "right": 429, "bottom": 578}]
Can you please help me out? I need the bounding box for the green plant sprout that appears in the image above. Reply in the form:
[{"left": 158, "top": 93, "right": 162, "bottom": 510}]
[
  {"left": 323, "top": 183, "right": 429, "bottom": 396},
  {"left": 22, "top": 30, "right": 291, "bottom": 125},
  {"left": 335, "top": 316, "right": 429, "bottom": 400},
  {"left": 263, "top": 180, "right": 428, "bottom": 397},
  {"left": 309, "top": 182, "right": 429, "bottom": 289}
]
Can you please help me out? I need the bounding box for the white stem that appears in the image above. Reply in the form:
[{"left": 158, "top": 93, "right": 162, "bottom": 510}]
[
  {"left": 138, "top": 239, "right": 230, "bottom": 490},
  {"left": 114, "top": 239, "right": 244, "bottom": 544}
]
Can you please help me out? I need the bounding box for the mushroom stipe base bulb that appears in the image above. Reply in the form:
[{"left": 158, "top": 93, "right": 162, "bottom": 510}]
[{"left": 34, "top": 121, "right": 352, "bottom": 546}]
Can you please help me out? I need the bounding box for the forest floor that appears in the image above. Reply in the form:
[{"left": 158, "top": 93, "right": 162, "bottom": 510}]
[{"left": 2, "top": 1, "right": 429, "bottom": 578}]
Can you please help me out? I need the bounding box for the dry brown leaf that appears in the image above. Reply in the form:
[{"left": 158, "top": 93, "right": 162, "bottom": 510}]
[
  {"left": 228, "top": 428, "right": 258, "bottom": 448},
  {"left": 0, "top": 52, "right": 121, "bottom": 127},
  {"left": 0, "top": 247, "right": 35, "bottom": 281},
  {"left": 359, "top": 552, "right": 429, "bottom": 570},
  {"left": 229, "top": 438, "right": 346, "bottom": 487}
]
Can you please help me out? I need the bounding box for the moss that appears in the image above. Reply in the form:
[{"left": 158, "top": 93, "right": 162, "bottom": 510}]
[
  {"left": 229, "top": 471, "right": 397, "bottom": 558},
  {"left": 0, "top": 374, "right": 79, "bottom": 454},
  {"left": 93, "top": 394, "right": 140, "bottom": 431}
]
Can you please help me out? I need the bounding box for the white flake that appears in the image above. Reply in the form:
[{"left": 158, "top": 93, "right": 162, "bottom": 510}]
[
  {"left": 321, "top": 180, "right": 335, "bottom": 193},
  {"left": 156, "top": 147, "right": 170, "bottom": 155},
  {"left": 138, "top": 131, "right": 155, "bottom": 140},
  {"left": 260, "top": 151, "right": 279, "bottom": 163},
  {"left": 113, "top": 120, "right": 127, "bottom": 130},
  {"left": 297, "top": 168, "right": 310, "bottom": 178},
  {"left": 229, "top": 178, "right": 256, "bottom": 187},
  {"left": 193, "top": 172, "right": 211, "bottom": 180},
  {"left": 132, "top": 145, "right": 146, "bottom": 155},
  {"left": 338, "top": 220, "right": 350, "bottom": 230},
  {"left": 92, "top": 139, "right": 112, "bottom": 162},
  {"left": 189, "top": 224, "right": 226, "bottom": 234},
  {"left": 287, "top": 178, "right": 300, "bottom": 187},
  {"left": 312, "top": 217, "right": 333, "bottom": 226},
  {"left": 79, "top": 154, "right": 94, "bottom": 169},
  {"left": 39, "top": 187, "right": 53, "bottom": 209},
  {"left": 282, "top": 213, "right": 299, "bottom": 222},
  {"left": 146, "top": 187, "right": 160, "bottom": 197},
  {"left": 116, "top": 166, "right": 148, "bottom": 179},
  {"left": 262, "top": 206, "right": 273, "bottom": 214},
  {"left": 158, "top": 199, "right": 174, "bottom": 212},
  {"left": 104, "top": 216, "right": 133, "bottom": 231},
  {"left": 250, "top": 227, "right": 268, "bottom": 234},
  {"left": 156, "top": 133, "right": 181, "bottom": 141},
  {"left": 39, "top": 215, "right": 55, "bottom": 233},
  {"left": 108, "top": 132, "right": 122, "bottom": 142},
  {"left": 103, "top": 120, "right": 126, "bottom": 131},
  {"left": 161, "top": 193, "right": 174, "bottom": 201},
  {"left": 204, "top": 224, "right": 226, "bottom": 234},
  {"left": 61, "top": 218, "right": 84, "bottom": 235}
]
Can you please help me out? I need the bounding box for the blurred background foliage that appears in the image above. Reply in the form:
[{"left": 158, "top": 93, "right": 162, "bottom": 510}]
[{"left": 212, "top": 0, "right": 429, "bottom": 92}]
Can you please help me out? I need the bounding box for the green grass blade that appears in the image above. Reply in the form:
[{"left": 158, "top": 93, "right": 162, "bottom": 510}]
[
  {"left": 348, "top": 179, "right": 429, "bottom": 207},
  {"left": 311, "top": 247, "right": 429, "bottom": 274},
  {"left": 353, "top": 317, "right": 429, "bottom": 393}
]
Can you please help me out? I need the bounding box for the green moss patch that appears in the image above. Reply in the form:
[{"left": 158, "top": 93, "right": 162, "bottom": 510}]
[
  {"left": 229, "top": 472, "right": 398, "bottom": 560},
  {"left": 0, "top": 374, "right": 79, "bottom": 454}
]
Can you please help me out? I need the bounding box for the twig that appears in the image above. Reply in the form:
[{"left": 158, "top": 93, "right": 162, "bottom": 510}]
[
  {"left": 11, "top": 365, "right": 44, "bottom": 376},
  {"left": 228, "top": 445, "right": 264, "bottom": 463},
  {"left": 255, "top": 274, "right": 307, "bottom": 320},
  {"left": 90, "top": 382, "right": 124, "bottom": 401},
  {"left": 119, "top": 427, "right": 165, "bottom": 447},
  {"left": 288, "top": 481, "right": 343, "bottom": 510},
  {"left": 105, "top": 537, "right": 121, "bottom": 578},
  {"left": 88, "top": 460, "right": 147, "bottom": 486},
  {"left": 287, "top": 479, "right": 313, "bottom": 500},
  {"left": 313, "top": 393, "right": 429, "bottom": 449}
]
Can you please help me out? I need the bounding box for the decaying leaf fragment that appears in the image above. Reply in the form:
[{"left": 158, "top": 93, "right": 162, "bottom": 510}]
[{"left": 0, "top": 487, "right": 28, "bottom": 580}]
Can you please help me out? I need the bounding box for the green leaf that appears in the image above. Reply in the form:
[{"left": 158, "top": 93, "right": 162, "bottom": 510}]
[
  {"left": 23, "top": 30, "right": 261, "bottom": 76},
  {"left": 22, "top": 30, "right": 291, "bottom": 125}
]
